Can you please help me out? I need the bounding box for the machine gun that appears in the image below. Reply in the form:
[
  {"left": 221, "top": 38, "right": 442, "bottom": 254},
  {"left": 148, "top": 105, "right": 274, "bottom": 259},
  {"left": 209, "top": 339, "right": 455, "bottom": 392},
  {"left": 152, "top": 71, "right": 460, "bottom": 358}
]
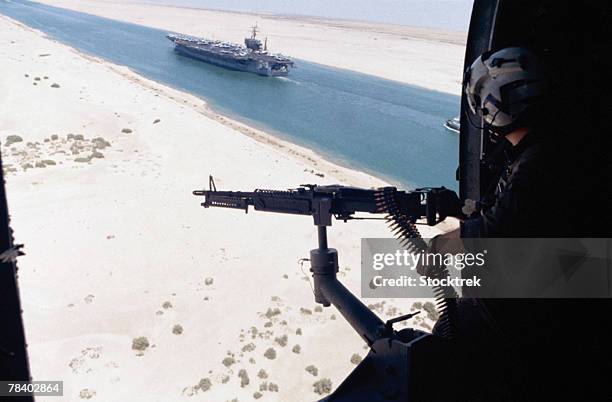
[
  {"left": 194, "top": 176, "right": 457, "bottom": 226},
  {"left": 193, "top": 176, "right": 458, "bottom": 401}
]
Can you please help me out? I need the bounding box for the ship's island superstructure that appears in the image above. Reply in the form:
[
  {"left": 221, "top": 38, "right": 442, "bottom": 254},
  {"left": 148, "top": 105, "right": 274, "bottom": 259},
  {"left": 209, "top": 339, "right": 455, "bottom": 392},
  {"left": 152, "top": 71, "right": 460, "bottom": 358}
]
[{"left": 167, "top": 25, "right": 294, "bottom": 77}]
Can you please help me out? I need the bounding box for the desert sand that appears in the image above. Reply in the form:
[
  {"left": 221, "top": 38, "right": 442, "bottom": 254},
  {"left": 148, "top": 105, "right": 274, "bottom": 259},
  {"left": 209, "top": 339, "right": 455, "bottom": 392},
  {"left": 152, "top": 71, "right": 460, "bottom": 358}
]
[
  {"left": 0, "top": 15, "right": 450, "bottom": 402},
  {"left": 35, "top": 0, "right": 467, "bottom": 95}
]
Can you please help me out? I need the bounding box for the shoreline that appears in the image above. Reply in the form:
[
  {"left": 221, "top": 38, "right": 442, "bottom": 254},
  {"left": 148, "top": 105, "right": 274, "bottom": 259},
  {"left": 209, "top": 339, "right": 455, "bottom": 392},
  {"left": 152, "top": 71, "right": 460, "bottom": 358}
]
[
  {"left": 102, "top": 62, "right": 392, "bottom": 190},
  {"left": 6, "top": 16, "right": 389, "bottom": 189},
  {"left": 34, "top": 0, "right": 467, "bottom": 94}
]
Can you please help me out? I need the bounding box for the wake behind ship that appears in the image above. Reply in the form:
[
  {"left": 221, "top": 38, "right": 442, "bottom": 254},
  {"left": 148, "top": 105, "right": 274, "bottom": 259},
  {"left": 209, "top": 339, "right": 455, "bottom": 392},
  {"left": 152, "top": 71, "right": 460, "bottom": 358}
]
[{"left": 167, "top": 25, "right": 294, "bottom": 77}]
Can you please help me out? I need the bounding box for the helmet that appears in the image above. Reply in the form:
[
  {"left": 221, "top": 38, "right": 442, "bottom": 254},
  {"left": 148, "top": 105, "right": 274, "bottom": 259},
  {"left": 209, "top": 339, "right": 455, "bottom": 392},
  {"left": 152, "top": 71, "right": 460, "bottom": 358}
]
[{"left": 464, "top": 47, "right": 548, "bottom": 136}]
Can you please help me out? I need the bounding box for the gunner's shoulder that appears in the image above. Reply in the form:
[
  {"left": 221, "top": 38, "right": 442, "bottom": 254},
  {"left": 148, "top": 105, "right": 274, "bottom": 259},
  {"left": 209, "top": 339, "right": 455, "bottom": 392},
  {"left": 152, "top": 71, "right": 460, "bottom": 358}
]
[
  {"left": 513, "top": 142, "right": 546, "bottom": 166},
  {"left": 509, "top": 142, "right": 549, "bottom": 179}
]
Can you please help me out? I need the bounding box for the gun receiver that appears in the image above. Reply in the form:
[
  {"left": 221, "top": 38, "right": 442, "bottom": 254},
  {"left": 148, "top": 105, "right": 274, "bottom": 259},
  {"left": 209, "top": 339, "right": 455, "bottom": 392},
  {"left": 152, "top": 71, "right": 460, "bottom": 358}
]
[{"left": 193, "top": 176, "right": 452, "bottom": 226}]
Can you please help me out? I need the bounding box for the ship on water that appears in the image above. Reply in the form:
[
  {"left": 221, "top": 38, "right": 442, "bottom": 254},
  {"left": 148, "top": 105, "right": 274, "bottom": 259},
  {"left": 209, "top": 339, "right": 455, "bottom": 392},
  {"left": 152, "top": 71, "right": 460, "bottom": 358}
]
[
  {"left": 167, "top": 25, "right": 295, "bottom": 77},
  {"left": 444, "top": 116, "right": 460, "bottom": 133}
]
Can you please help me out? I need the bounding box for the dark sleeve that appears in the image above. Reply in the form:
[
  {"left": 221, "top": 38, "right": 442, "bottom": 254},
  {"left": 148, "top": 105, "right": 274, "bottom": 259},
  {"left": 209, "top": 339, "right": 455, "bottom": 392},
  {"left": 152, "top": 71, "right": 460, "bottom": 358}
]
[{"left": 463, "top": 148, "right": 547, "bottom": 237}]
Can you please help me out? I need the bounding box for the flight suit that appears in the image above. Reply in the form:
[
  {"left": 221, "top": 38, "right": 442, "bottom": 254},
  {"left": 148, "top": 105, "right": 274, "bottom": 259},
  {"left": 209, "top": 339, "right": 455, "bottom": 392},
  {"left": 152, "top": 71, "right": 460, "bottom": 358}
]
[{"left": 449, "top": 133, "right": 609, "bottom": 401}]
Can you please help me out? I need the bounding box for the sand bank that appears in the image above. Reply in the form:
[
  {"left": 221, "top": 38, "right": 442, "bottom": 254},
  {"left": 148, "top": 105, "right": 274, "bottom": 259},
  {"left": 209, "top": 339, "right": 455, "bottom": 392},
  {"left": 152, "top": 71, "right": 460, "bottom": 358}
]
[
  {"left": 35, "top": 0, "right": 467, "bottom": 95},
  {"left": 0, "top": 15, "right": 446, "bottom": 402}
]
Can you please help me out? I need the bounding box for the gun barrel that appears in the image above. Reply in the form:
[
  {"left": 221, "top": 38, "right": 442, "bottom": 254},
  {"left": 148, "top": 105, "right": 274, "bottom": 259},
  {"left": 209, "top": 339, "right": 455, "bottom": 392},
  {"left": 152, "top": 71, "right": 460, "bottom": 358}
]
[{"left": 193, "top": 190, "right": 255, "bottom": 212}]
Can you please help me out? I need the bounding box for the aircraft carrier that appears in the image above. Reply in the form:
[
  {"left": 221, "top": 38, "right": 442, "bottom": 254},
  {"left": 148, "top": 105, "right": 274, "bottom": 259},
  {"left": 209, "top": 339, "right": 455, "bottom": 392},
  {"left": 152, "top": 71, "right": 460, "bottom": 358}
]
[{"left": 167, "top": 25, "right": 294, "bottom": 77}]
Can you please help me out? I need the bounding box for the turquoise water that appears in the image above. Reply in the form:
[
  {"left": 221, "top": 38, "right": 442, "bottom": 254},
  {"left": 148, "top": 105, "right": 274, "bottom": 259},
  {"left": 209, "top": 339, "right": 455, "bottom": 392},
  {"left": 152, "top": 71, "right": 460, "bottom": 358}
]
[{"left": 0, "top": 0, "right": 460, "bottom": 190}]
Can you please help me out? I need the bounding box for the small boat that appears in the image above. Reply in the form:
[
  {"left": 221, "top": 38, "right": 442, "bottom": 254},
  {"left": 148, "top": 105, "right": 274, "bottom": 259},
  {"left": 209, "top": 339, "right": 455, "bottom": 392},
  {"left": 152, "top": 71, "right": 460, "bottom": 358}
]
[{"left": 444, "top": 116, "right": 460, "bottom": 133}]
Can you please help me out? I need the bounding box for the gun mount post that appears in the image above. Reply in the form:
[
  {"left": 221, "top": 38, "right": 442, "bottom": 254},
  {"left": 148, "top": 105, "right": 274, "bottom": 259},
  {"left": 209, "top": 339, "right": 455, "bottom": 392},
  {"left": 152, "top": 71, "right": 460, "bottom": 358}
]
[
  {"left": 317, "top": 225, "right": 328, "bottom": 249},
  {"left": 310, "top": 225, "right": 387, "bottom": 346}
]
